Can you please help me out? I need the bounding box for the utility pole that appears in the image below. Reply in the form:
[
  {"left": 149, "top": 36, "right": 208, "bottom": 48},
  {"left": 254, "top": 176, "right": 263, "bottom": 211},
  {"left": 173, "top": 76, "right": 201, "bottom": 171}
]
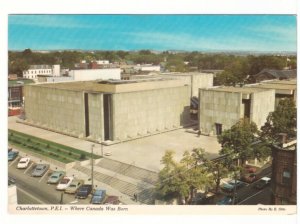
[
  {"left": 232, "top": 171, "right": 238, "bottom": 205},
  {"left": 91, "top": 144, "right": 95, "bottom": 189}
]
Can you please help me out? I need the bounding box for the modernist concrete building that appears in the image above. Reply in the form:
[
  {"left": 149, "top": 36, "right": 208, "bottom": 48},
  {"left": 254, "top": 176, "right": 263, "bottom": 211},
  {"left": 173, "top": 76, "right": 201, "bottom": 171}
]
[
  {"left": 199, "top": 87, "right": 275, "bottom": 135},
  {"left": 24, "top": 78, "right": 191, "bottom": 143},
  {"left": 247, "top": 79, "right": 297, "bottom": 106}
]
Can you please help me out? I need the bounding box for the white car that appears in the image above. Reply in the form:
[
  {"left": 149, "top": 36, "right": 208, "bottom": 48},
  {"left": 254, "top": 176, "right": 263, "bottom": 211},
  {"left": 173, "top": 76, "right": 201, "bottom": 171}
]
[
  {"left": 56, "top": 176, "right": 74, "bottom": 190},
  {"left": 17, "top": 157, "right": 31, "bottom": 169}
]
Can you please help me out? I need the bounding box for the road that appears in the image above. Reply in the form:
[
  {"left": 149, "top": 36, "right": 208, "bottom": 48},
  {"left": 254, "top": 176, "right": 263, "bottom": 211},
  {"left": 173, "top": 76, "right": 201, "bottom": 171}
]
[
  {"left": 217, "top": 165, "right": 272, "bottom": 205},
  {"left": 9, "top": 158, "right": 91, "bottom": 205}
]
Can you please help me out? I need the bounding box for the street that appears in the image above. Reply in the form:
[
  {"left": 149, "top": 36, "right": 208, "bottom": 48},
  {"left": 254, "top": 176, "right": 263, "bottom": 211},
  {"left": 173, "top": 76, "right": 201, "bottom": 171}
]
[{"left": 9, "top": 158, "right": 91, "bottom": 205}]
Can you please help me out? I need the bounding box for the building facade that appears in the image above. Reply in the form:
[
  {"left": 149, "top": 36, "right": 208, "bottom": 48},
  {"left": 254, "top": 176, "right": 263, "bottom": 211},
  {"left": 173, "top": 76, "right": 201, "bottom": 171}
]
[
  {"left": 68, "top": 68, "right": 121, "bottom": 81},
  {"left": 23, "top": 64, "right": 61, "bottom": 79},
  {"left": 199, "top": 87, "right": 275, "bottom": 135},
  {"left": 24, "top": 78, "right": 191, "bottom": 143},
  {"left": 271, "top": 141, "right": 297, "bottom": 205}
]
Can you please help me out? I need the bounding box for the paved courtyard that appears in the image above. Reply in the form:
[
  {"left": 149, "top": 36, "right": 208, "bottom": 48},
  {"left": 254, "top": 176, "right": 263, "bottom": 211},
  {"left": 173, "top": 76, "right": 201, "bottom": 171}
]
[{"left": 8, "top": 116, "right": 221, "bottom": 172}]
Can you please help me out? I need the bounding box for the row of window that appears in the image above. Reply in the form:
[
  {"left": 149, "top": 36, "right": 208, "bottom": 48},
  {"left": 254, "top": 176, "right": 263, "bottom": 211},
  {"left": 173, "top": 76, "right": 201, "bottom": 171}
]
[{"left": 24, "top": 69, "right": 52, "bottom": 75}]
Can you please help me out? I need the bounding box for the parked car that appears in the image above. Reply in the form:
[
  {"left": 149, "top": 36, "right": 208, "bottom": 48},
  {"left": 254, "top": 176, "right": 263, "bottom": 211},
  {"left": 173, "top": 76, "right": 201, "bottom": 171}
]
[
  {"left": 8, "top": 176, "right": 16, "bottom": 186},
  {"left": 31, "top": 164, "right": 49, "bottom": 177},
  {"left": 56, "top": 177, "right": 74, "bottom": 190},
  {"left": 75, "top": 184, "right": 93, "bottom": 199},
  {"left": 8, "top": 151, "right": 19, "bottom": 161},
  {"left": 47, "top": 171, "right": 65, "bottom": 184},
  {"left": 241, "top": 173, "right": 257, "bottom": 183},
  {"left": 104, "top": 196, "right": 121, "bottom": 205},
  {"left": 91, "top": 189, "right": 106, "bottom": 204},
  {"left": 17, "top": 157, "right": 31, "bottom": 169},
  {"left": 216, "top": 195, "right": 239, "bottom": 205},
  {"left": 254, "top": 177, "right": 271, "bottom": 190},
  {"left": 221, "top": 180, "right": 246, "bottom": 193},
  {"left": 191, "top": 192, "right": 215, "bottom": 205},
  {"left": 65, "top": 179, "right": 84, "bottom": 194}
]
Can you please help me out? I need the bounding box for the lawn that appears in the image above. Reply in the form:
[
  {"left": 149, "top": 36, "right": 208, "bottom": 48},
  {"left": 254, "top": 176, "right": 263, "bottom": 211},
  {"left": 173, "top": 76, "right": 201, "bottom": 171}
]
[{"left": 8, "top": 129, "right": 101, "bottom": 163}]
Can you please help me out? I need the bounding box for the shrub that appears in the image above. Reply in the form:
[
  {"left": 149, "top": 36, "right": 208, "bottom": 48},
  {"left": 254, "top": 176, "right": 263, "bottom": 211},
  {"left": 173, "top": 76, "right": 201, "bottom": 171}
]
[
  {"left": 27, "top": 138, "right": 31, "bottom": 142},
  {"left": 46, "top": 144, "right": 50, "bottom": 148},
  {"left": 68, "top": 152, "right": 73, "bottom": 156},
  {"left": 79, "top": 154, "right": 86, "bottom": 160}
]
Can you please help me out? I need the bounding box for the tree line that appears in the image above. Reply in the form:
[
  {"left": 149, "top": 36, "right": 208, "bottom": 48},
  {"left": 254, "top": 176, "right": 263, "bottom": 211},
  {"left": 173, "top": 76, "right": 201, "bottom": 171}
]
[{"left": 8, "top": 49, "right": 296, "bottom": 79}]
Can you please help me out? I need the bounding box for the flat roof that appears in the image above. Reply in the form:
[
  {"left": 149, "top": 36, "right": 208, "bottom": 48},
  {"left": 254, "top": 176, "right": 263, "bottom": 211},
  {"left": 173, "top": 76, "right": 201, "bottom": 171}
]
[
  {"left": 261, "top": 79, "right": 297, "bottom": 86},
  {"left": 33, "top": 78, "right": 190, "bottom": 93},
  {"left": 203, "top": 86, "right": 268, "bottom": 94}
]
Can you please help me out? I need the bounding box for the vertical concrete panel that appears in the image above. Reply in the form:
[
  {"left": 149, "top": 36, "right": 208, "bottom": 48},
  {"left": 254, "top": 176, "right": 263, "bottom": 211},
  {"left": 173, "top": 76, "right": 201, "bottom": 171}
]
[
  {"left": 88, "top": 93, "right": 103, "bottom": 141},
  {"left": 250, "top": 90, "right": 275, "bottom": 128}
]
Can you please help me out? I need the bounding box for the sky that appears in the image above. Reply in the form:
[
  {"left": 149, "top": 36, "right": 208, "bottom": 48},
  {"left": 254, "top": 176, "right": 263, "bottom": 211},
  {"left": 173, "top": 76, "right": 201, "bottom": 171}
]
[{"left": 8, "top": 15, "right": 297, "bottom": 52}]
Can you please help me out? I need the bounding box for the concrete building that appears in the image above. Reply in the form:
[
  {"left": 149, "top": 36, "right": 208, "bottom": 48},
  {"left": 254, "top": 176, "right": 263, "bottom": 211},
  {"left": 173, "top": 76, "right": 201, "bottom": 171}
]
[
  {"left": 271, "top": 139, "right": 297, "bottom": 205},
  {"left": 199, "top": 87, "right": 275, "bottom": 135},
  {"left": 161, "top": 72, "right": 214, "bottom": 97},
  {"left": 24, "top": 78, "right": 191, "bottom": 143},
  {"left": 23, "top": 64, "right": 60, "bottom": 79},
  {"left": 247, "top": 79, "right": 297, "bottom": 106},
  {"left": 69, "top": 68, "right": 121, "bottom": 81}
]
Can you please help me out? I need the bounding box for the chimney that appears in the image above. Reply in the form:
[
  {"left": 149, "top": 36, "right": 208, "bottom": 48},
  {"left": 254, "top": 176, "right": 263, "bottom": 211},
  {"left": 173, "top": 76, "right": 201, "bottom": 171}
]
[{"left": 278, "top": 133, "right": 287, "bottom": 146}]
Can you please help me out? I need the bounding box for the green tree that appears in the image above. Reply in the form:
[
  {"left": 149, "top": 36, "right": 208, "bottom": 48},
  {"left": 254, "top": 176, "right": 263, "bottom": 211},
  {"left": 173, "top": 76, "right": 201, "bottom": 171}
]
[
  {"left": 205, "top": 160, "right": 228, "bottom": 193},
  {"left": 156, "top": 149, "right": 213, "bottom": 204},
  {"left": 218, "top": 119, "right": 259, "bottom": 166},
  {"left": 260, "top": 98, "right": 297, "bottom": 143}
]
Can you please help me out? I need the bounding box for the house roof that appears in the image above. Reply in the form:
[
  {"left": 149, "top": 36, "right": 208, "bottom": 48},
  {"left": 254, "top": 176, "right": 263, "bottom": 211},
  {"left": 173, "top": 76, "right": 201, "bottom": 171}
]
[{"left": 254, "top": 69, "right": 297, "bottom": 79}]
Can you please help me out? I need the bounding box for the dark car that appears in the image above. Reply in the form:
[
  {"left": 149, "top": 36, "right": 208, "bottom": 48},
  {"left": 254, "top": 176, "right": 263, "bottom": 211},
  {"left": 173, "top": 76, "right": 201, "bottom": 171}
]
[
  {"left": 8, "top": 151, "right": 19, "bottom": 161},
  {"left": 31, "top": 164, "right": 49, "bottom": 177},
  {"left": 216, "top": 195, "right": 239, "bottom": 205},
  {"left": 191, "top": 192, "right": 215, "bottom": 205},
  {"left": 91, "top": 189, "right": 106, "bottom": 204},
  {"left": 254, "top": 177, "right": 271, "bottom": 190},
  {"left": 76, "top": 184, "right": 93, "bottom": 199},
  {"left": 221, "top": 180, "right": 246, "bottom": 193}
]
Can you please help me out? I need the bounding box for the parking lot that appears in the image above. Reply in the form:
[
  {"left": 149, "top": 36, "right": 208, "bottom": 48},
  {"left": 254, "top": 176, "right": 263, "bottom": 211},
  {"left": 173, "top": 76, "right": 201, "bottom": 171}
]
[{"left": 8, "top": 155, "right": 105, "bottom": 205}]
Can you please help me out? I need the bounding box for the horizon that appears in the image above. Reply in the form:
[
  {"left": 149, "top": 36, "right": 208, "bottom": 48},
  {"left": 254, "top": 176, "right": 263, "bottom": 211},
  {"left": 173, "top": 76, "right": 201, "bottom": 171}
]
[{"left": 8, "top": 15, "right": 297, "bottom": 52}]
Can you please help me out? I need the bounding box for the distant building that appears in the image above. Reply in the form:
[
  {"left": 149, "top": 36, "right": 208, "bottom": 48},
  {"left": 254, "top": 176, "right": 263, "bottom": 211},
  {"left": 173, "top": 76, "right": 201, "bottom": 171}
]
[
  {"left": 8, "top": 79, "right": 34, "bottom": 116},
  {"left": 199, "top": 87, "right": 275, "bottom": 135},
  {"left": 69, "top": 68, "right": 121, "bottom": 81},
  {"left": 271, "top": 139, "right": 297, "bottom": 205},
  {"left": 23, "top": 64, "right": 61, "bottom": 79},
  {"left": 134, "top": 64, "right": 161, "bottom": 72},
  {"left": 8, "top": 74, "right": 18, "bottom": 80},
  {"left": 252, "top": 69, "right": 297, "bottom": 83}
]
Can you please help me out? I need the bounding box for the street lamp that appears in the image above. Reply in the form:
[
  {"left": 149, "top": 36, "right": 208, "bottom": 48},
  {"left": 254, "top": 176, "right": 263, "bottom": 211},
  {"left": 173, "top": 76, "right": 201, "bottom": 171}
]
[{"left": 91, "top": 144, "right": 95, "bottom": 189}]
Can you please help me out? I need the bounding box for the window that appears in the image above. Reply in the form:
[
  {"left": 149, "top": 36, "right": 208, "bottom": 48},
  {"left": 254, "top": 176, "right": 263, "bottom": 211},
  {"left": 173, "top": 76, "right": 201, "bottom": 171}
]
[{"left": 282, "top": 169, "right": 291, "bottom": 185}]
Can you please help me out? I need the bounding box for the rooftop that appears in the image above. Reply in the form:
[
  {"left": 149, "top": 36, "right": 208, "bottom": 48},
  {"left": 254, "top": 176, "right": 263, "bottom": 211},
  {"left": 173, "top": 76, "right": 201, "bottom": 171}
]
[
  {"left": 203, "top": 86, "right": 269, "bottom": 94},
  {"left": 34, "top": 78, "right": 189, "bottom": 93}
]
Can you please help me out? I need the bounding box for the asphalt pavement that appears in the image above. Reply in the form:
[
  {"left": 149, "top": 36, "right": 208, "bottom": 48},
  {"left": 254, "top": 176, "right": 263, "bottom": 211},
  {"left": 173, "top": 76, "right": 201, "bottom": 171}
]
[{"left": 9, "top": 157, "right": 91, "bottom": 205}]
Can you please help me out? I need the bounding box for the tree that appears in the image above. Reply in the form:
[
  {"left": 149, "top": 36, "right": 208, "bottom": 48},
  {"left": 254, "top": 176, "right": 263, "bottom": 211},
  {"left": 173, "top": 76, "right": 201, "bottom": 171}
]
[
  {"left": 156, "top": 149, "right": 213, "bottom": 204},
  {"left": 260, "top": 98, "right": 297, "bottom": 143},
  {"left": 205, "top": 160, "right": 228, "bottom": 193},
  {"left": 218, "top": 119, "right": 259, "bottom": 166}
]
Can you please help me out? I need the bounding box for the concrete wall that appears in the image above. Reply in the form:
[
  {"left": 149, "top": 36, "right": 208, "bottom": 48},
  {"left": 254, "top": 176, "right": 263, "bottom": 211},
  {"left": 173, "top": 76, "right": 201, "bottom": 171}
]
[
  {"left": 162, "top": 73, "right": 214, "bottom": 97},
  {"left": 199, "top": 89, "right": 242, "bottom": 135},
  {"left": 87, "top": 92, "right": 104, "bottom": 141},
  {"left": 250, "top": 89, "right": 275, "bottom": 128},
  {"left": 112, "top": 86, "right": 190, "bottom": 141},
  {"left": 24, "top": 85, "right": 86, "bottom": 137},
  {"left": 69, "top": 68, "right": 121, "bottom": 81},
  {"left": 191, "top": 73, "right": 214, "bottom": 97}
]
